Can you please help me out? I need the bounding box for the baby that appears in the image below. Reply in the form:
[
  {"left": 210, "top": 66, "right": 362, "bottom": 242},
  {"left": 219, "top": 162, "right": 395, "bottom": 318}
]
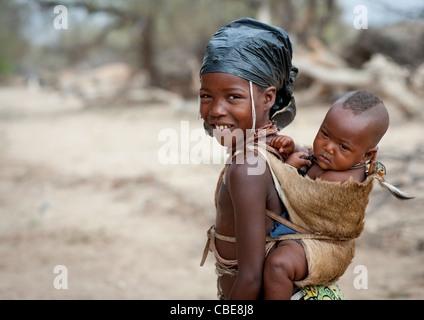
[
  {"left": 272, "top": 90, "right": 388, "bottom": 183},
  {"left": 264, "top": 90, "right": 390, "bottom": 299}
]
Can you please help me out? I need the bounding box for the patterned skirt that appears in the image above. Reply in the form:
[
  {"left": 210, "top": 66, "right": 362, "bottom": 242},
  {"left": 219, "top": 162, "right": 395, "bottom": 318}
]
[{"left": 291, "top": 283, "right": 345, "bottom": 300}]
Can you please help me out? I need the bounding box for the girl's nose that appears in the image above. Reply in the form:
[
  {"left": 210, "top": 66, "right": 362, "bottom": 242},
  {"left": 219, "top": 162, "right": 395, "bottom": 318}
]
[{"left": 209, "top": 99, "right": 227, "bottom": 117}]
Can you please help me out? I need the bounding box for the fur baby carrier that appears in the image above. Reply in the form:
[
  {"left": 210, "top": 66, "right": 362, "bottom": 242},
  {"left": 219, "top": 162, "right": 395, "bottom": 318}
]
[{"left": 260, "top": 146, "right": 412, "bottom": 287}]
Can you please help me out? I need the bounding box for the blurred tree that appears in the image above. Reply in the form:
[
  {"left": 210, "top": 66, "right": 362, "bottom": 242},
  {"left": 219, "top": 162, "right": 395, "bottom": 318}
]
[
  {"left": 36, "top": 0, "right": 159, "bottom": 83},
  {"left": 0, "top": 0, "right": 29, "bottom": 77},
  {"left": 34, "top": 0, "right": 258, "bottom": 93},
  {"left": 17, "top": 0, "right": 423, "bottom": 98},
  {"left": 281, "top": 0, "right": 343, "bottom": 46}
]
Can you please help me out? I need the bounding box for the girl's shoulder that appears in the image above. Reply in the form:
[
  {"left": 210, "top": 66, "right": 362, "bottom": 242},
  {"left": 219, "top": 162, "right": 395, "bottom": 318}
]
[{"left": 226, "top": 151, "right": 270, "bottom": 185}]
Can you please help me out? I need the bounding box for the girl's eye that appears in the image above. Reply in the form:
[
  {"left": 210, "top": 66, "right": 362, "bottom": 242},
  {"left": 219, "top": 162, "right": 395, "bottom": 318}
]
[
  {"left": 200, "top": 94, "right": 211, "bottom": 99},
  {"left": 229, "top": 94, "right": 241, "bottom": 100}
]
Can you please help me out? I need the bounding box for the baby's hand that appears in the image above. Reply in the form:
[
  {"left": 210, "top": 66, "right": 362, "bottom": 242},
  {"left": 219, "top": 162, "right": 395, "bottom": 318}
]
[
  {"left": 270, "top": 135, "right": 295, "bottom": 159},
  {"left": 286, "top": 152, "right": 312, "bottom": 169}
]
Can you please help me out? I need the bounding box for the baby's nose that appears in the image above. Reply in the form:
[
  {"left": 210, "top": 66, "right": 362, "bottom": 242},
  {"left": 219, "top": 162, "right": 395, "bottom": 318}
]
[{"left": 324, "top": 144, "right": 335, "bottom": 155}]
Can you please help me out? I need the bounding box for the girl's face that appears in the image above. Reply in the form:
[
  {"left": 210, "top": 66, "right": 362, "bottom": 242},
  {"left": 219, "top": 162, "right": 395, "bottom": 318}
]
[
  {"left": 199, "top": 72, "right": 274, "bottom": 147},
  {"left": 313, "top": 104, "right": 376, "bottom": 171}
]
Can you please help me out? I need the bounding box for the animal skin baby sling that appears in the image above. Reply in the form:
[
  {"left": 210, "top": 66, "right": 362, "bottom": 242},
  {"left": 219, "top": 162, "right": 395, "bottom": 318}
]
[{"left": 258, "top": 145, "right": 412, "bottom": 286}]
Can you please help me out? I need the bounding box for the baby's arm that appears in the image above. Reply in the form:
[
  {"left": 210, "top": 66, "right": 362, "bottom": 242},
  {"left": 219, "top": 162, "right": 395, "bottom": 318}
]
[
  {"left": 269, "top": 135, "right": 295, "bottom": 160},
  {"left": 270, "top": 135, "right": 311, "bottom": 168},
  {"left": 314, "top": 168, "right": 364, "bottom": 183},
  {"left": 306, "top": 161, "right": 365, "bottom": 183},
  {"left": 285, "top": 152, "right": 312, "bottom": 169}
]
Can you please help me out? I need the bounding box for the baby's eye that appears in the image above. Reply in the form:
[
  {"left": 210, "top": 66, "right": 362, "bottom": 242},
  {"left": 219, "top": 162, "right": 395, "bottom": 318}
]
[
  {"left": 340, "top": 144, "right": 350, "bottom": 151},
  {"left": 321, "top": 130, "right": 328, "bottom": 138}
]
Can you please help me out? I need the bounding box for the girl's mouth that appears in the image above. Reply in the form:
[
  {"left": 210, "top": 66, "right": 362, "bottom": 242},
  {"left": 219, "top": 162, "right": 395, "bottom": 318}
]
[
  {"left": 210, "top": 124, "right": 239, "bottom": 147},
  {"left": 212, "top": 124, "right": 234, "bottom": 133}
]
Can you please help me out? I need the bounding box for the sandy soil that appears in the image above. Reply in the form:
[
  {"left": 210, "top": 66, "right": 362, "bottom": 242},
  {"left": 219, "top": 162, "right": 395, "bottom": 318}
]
[{"left": 0, "top": 86, "right": 423, "bottom": 300}]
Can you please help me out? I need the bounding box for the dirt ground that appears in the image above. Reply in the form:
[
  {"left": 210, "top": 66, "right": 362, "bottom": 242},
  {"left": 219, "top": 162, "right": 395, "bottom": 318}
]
[{"left": 0, "top": 86, "right": 423, "bottom": 300}]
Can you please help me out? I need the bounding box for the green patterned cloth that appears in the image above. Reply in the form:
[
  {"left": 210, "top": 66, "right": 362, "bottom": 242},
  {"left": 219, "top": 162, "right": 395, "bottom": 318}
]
[{"left": 300, "top": 284, "right": 345, "bottom": 300}]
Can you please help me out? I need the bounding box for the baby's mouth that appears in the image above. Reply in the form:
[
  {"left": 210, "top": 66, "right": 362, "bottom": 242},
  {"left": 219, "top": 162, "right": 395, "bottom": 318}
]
[{"left": 317, "top": 154, "right": 331, "bottom": 164}]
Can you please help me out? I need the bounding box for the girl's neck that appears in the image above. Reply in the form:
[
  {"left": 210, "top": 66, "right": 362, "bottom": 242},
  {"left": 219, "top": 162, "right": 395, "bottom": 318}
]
[{"left": 230, "top": 120, "right": 280, "bottom": 155}]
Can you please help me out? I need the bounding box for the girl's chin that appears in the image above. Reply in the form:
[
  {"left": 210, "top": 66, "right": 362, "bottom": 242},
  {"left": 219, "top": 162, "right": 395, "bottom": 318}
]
[
  {"left": 214, "top": 136, "right": 237, "bottom": 148},
  {"left": 212, "top": 129, "right": 242, "bottom": 146}
]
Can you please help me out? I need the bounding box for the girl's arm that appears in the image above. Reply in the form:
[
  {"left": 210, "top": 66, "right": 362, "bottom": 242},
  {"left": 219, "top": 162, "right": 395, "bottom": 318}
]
[{"left": 226, "top": 156, "right": 268, "bottom": 299}]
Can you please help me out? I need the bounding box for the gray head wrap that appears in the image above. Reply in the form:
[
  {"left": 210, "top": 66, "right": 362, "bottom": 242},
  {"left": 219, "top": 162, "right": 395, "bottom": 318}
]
[{"left": 200, "top": 17, "right": 297, "bottom": 129}]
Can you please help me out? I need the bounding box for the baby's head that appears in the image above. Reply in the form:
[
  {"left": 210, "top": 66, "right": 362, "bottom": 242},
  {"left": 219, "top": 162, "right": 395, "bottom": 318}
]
[
  {"left": 313, "top": 90, "right": 389, "bottom": 171},
  {"left": 199, "top": 18, "right": 297, "bottom": 147}
]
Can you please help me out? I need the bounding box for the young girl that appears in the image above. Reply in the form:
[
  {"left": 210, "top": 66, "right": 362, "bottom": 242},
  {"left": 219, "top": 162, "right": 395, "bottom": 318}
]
[{"left": 199, "top": 17, "right": 343, "bottom": 300}]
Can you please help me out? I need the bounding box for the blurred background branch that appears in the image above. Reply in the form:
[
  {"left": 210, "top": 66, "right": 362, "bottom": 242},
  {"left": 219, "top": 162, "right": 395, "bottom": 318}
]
[{"left": 0, "top": 0, "right": 423, "bottom": 113}]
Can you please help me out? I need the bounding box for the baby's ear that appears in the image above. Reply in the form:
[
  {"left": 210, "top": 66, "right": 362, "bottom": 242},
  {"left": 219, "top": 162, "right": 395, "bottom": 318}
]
[
  {"left": 263, "top": 86, "right": 276, "bottom": 111},
  {"left": 363, "top": 147, "right": 378, "bottom": 163}
]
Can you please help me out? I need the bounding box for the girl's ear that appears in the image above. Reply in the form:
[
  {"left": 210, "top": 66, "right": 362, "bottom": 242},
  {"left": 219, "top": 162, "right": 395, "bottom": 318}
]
[
  {"left": 263, "top": 86, "right": 276, "bottom": 112},
  {"left": 362, "top": 147, "right": 378, "bottom": 163}
]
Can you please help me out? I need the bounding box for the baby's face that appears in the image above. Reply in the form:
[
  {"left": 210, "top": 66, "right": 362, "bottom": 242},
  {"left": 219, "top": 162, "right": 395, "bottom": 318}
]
[
  {"left": 199, "top": 72, "right": 268, "bottom": 147},
  {"left": 313, "top": 104, "right": 374, "bottom": 171}
]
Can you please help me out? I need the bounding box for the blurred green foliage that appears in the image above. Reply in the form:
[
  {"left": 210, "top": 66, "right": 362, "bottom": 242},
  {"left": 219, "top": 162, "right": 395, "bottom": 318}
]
[{"left": 0, "top": 0, "right": 29, "bottom": 76}]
